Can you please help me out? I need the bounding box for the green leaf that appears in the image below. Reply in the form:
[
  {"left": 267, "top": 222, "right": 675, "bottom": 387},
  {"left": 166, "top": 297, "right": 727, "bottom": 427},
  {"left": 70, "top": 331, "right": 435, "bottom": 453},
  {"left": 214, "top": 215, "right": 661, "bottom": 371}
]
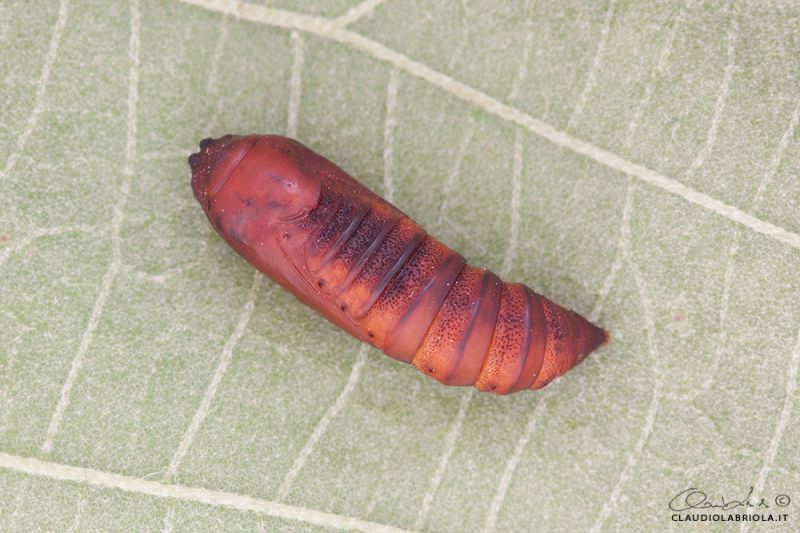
[{"left": 2, "top": 0, "right": 799, "bottom": 531}]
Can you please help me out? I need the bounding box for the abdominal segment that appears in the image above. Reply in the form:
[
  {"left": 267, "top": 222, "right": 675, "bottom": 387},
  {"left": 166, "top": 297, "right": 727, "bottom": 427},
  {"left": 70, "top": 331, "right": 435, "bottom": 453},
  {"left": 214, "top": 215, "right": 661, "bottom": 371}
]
[{"left": 292, "top": 177, "right": 604, "bottom": 393}]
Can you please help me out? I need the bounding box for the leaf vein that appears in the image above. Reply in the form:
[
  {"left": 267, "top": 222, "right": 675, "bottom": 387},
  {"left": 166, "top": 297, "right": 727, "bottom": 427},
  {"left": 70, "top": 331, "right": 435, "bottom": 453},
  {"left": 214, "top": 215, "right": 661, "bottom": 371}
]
[
  {"left": 174, "top": 0, "right": 800, "bottom": 252},
  {"left": 0, "top": 451, "right": 410, "bottom": 533}
]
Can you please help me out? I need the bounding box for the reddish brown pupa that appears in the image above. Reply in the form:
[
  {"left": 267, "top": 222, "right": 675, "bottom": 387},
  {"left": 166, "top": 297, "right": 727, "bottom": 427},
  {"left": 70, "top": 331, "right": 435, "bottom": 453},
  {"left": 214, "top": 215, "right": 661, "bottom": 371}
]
[{"left": 190, "top": 135, "right": 608, "bottom": 393}]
